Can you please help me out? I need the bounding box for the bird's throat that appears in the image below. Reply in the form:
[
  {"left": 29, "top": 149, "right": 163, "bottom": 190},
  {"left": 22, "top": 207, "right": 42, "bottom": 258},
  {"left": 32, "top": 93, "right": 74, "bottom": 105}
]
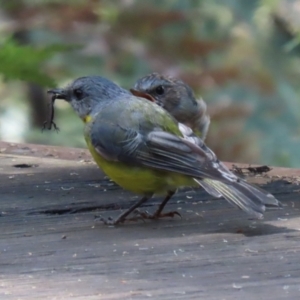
[{"left": 82, "top": 115, "right": 93, "bottom": 123}]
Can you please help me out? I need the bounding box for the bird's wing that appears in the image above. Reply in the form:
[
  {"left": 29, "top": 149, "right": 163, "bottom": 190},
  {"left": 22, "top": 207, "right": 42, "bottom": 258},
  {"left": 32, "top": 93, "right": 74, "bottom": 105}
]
[
  {"left": 90, "top": 119, "right": 237, "bottom": 183},
  {"left": 90, "top": 118, "right": 281, "bottom": 218}
]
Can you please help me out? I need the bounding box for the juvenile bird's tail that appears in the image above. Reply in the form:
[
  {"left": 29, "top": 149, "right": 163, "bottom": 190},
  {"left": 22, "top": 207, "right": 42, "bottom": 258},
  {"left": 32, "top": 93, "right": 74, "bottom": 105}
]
[{"left": 194, "top": 178, "right": 281, "bottom": 218}]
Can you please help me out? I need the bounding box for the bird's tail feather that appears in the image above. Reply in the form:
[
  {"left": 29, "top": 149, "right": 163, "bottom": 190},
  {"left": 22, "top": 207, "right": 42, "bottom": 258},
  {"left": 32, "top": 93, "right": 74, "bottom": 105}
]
[
  {"left": 196, "top": 179, "right": 222, "bottom": 198},
  {"left": 194, "top": 178, "right": 281, "bottom": 218}
]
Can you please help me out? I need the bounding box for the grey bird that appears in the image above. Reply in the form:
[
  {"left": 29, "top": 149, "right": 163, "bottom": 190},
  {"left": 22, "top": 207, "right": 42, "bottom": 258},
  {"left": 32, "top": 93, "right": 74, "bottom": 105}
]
[
  {"left": 132, "top": 72, "right": 210, "bottom": 140},
  {"left": 48, "top": 76, "right": 281, "bottom": 225}
]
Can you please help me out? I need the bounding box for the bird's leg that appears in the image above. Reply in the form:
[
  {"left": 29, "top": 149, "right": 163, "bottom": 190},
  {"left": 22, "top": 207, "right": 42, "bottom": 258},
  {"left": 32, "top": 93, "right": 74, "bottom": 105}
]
[
  {"left": 134, "top": 190, "right": 181, "bottom": 219},
  {"left": 153, "top": 190, "right": 181, "bottom": 218},
  {"left": 95, "top": 194, "right": 152, "bottom": 225}
]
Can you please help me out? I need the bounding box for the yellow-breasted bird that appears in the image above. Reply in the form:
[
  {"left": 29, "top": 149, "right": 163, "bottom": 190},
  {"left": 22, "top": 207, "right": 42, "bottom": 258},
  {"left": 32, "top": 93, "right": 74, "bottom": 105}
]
[
  {"left": 48, "top": 76, "right": 281, "bottom": 225},
  {"left": 132, "top": 72, "right": 210, "bottom": 140}
]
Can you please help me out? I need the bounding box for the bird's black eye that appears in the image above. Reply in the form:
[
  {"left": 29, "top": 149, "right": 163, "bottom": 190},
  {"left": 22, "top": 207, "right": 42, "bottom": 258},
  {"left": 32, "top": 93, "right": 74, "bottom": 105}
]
[
  {"left": 155, "top": 85, "right": 165, "bottom": 95},
  {"left": 74, "top": 88, "right": 84, "bottom": 100}
]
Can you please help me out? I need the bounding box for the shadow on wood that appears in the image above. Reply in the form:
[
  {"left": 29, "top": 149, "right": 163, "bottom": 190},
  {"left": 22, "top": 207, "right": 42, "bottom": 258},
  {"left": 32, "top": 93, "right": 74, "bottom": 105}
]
[{"left": 0, "top": 142, "right": 300, "bottom": 299}]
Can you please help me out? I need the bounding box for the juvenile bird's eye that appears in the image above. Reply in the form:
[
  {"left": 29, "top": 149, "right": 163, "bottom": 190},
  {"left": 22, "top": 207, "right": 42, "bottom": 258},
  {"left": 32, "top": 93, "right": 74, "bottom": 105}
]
[
  {"left": 155, "top": 85, "right": 165, "bottom": 95},
  {"left": 74, "top": 88, "right": 84, "bottom": 100}
]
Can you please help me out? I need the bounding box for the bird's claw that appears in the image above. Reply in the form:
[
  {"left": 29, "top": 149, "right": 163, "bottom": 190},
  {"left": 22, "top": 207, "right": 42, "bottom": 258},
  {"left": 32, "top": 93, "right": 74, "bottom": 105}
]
[
  {"left": 132, "top": 209, "right": 181, "bottom": 220},
  {"left": 132, "top": 209, "right": 152, "bottom": 219},
  {"left": 94, "top": 215, "right": 119, "bottom": 225},
  {"left": 94, "top": 214, "right": 145, "bottom": 225},
  {"left": 158, "top": 211, "right": 182, "bottom": 219},
  {"left": 93, "top": 208, "right": 181, "bottom": 226}
]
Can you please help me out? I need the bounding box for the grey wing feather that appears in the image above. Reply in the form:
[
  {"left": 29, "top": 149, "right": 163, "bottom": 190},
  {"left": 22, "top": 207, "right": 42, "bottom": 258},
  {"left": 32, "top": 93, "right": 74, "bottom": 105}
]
[
  {"left": 144, "top": 134, "right": 282, "bottom": 218},
  {"left": 90, "top": 120, "right": 281, "bottom": 218},
  {"left": 90, "top": 120, "right": 143, "bottom": 163},
  {"left": 196, "top": 178, "right": 281, "bottom": 218},
  {"left": 90, "top": 121, "right": 237, "bottom": 183},
  {"left": 137, "top": 131, "right": 238, "bottom": 183},
  {"left": 177, "top": 124, "right": 281, "bottom": 216}
]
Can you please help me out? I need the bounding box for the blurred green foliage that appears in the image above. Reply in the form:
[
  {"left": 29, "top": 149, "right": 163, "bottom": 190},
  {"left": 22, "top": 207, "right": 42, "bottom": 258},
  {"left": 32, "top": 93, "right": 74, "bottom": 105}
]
[
  {"left": 1, "top": 0, "right": 300, "bottom": 167},
  {"left": 0, "top": 38, "right": 75, "bottom": 86}
]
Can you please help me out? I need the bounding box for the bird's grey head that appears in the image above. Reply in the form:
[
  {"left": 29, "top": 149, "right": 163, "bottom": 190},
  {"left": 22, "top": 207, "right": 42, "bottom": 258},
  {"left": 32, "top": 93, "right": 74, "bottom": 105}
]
[
  {"left": 133, "top": 73, "right": 198, "bottom": 122},
  {"left": 48, "top": 76, "right": 129, "bottom": 121}
]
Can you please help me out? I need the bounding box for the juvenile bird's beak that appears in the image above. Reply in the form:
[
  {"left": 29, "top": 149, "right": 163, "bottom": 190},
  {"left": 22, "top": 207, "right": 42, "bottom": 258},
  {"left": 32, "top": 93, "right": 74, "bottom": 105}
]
[
  {"left": 47, "top": 88, "right": 67, "bottom": 100},
  {"left": 130, "top": 89, "right": 156, "bottom": 102}
]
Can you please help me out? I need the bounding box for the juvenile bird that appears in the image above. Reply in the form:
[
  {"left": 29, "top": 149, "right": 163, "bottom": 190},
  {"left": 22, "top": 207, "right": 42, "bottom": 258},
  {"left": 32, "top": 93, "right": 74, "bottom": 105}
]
[
  {"left": 132, "top": 72, "right": 210, "bottom": 140},
  {"left": 48, "top": 76, "right": 281, "bottom": 225}
]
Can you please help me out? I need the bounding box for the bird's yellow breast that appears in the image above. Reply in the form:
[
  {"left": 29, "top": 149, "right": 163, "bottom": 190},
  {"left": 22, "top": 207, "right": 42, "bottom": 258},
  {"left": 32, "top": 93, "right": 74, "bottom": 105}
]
[{"left": 85, "top": 135, "right": 195, "bottom": 195}]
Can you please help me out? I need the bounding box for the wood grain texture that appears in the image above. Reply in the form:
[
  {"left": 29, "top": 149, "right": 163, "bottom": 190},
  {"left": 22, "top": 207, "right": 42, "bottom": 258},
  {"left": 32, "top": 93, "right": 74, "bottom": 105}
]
[{"left": 0, "top": 144, "right": 300, "bottom": 300}]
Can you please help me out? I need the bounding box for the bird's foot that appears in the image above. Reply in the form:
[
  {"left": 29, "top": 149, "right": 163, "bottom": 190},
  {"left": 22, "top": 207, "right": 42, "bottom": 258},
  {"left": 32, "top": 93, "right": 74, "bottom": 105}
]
[
  {"left": 94, "top": 215, "right": 119, "bottom": 225},
  {"left": 156, "top": 211, "right": 181, "bottom": 219},
  {"left": 132, "top": 209, "right": 181, "bottom": 220},
  {"left": 94, "top": 214, "right": 145, "bottom": 225}
]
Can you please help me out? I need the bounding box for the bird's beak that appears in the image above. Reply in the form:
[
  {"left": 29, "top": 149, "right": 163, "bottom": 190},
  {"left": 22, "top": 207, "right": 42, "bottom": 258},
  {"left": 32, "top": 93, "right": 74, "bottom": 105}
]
[
  {"left": 130, "top": 89, "right": 156, "bottom": 102},
  {"left": 47, "top": 88, "right": 67, "bottom": 100}
]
